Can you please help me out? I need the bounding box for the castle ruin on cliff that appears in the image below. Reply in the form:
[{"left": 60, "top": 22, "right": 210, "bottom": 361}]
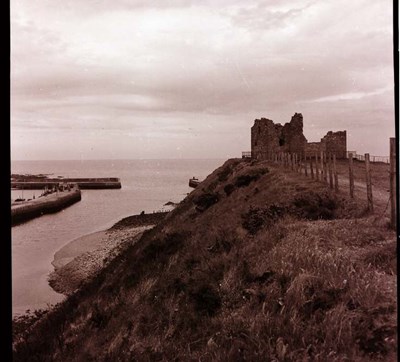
[{"left": 251, "top": 113, "right": 347, "bottom": 159}]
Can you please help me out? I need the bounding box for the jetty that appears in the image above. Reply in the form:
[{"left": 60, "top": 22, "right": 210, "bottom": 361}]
[
  {"left": 11, "top": 187, "right": 82, "bottom": 226},
  {"left": 11, "top": 176, "right": 122, "bottom": 189}
]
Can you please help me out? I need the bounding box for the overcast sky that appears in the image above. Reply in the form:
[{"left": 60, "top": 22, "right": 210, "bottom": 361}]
[{"left": 11, "top": 0, "right": 395, "bottom": 160}]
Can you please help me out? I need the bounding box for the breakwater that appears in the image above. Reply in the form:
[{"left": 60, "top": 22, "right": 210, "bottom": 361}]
[
  {"left": 11, "top": 188, "right": 82, "bottom": 226},
  {"left": 11, "top": 177, "right": 121, "bottom": 189}
]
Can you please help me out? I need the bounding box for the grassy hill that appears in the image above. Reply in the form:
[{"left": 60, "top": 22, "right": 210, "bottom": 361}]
[{"left": 13, "top": 158, "right": 397, "bottom": 361}]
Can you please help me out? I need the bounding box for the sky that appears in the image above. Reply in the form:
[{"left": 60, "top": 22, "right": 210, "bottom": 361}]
[{"left": 11, "top": 0, "right": 395, "bottom": 160}]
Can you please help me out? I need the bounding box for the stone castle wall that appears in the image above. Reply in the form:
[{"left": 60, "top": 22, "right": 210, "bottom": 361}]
[
  {"left": 305, "top": 131, "right": 347, "bottom": 159},
  {"left": 305, "top": 142, "right": 321, "bottom": 156},
  {"left": 322, "top": 131, "right": 347, "bottom": 159},
  {"left": 251, "top": 118, "right": 280, "bottom": 159},
  {"left": 251, "top": 113, "right": 307, "bottom": 159},
  {"left": 251, "top": 113, "right": 347, "bottom": 159}
]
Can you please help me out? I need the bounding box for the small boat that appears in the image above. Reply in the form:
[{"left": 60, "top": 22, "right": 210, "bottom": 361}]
[{"left": 189, "top": 177, "right": 200, "bottom": 188}]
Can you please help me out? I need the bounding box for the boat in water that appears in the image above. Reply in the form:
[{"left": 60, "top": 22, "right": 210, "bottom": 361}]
[{"left": 189, "top": 177, "right": 200, "bottom": 188}]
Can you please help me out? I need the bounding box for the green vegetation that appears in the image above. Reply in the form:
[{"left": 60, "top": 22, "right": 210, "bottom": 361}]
[{"left": 13, "top": 159, "right": 397, "bottom": 361}]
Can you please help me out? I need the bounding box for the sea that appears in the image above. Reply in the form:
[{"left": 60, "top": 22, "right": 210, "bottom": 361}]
[{"left": 11, "top": 159, "right": 225, "bottom": 316}]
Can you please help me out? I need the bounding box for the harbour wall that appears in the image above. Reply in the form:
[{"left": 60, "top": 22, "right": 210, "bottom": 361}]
[
  {"left": 11, "top": 178, "right": 121, "bottom": 190},
  {"left": 11, "top": 189, "right": 82, "bottom": 226}
]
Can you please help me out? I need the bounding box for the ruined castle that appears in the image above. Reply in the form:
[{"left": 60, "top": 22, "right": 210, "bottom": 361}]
[{"left": 251, "top": 113, "right": 347, "bottom": 159}]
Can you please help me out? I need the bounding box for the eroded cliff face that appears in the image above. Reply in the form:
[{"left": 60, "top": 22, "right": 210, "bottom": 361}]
[{"left": 251, "top": 112, "right": 307, "bottom": 159}]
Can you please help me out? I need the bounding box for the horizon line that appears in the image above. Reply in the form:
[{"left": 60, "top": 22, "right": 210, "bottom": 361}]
[{"left": 10, "top": 157, "right": 231, "bottom": 162}]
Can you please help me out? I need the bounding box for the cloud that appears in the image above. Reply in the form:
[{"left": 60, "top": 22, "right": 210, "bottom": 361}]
[
  {"left": 307, "top": 86, "right": 393, "bottom": 103},
  {"left": 10, "top": 0, "right": 395, "bottom": 159}
]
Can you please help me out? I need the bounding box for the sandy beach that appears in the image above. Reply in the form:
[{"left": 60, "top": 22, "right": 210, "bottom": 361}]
[{"left": 48, "top": 212, "right": 168, "bottom": 295}]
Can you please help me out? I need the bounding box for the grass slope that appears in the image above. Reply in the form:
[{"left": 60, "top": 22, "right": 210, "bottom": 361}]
[{"left": 13, "top": 159, "right": 397, "bottom": 361}]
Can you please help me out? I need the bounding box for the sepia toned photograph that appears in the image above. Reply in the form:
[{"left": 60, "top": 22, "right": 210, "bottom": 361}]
[{"left": 11, "top": 0, "right": 397, "bottom": 360}]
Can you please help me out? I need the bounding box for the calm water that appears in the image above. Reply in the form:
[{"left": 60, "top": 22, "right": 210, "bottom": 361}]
[{"left": 11, "top": 159, "right": 224, "bottom": 316}]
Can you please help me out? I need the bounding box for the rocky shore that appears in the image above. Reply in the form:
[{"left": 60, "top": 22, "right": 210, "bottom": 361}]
[{"left": 48, "top": 211, "right": 168, "bottom": 295}]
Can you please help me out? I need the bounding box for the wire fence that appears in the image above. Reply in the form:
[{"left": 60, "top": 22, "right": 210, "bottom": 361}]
[
  {"left": 242, "top": 138, "right": 396, "bottom": 230},
  {"left": 346, "top": 151, "right": 389, "bottom": 164}
]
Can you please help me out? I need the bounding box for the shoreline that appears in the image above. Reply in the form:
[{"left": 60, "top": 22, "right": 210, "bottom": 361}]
[{"left": 48, "top": 211, "right": 168, "bottom": 295}]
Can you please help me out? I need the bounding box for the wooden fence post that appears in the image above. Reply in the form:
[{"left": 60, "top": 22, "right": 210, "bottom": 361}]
[
  {"left": 390, "top": 138, "right": 396, "bottom": 229},
  {"left": 333, "top": 154, "right": 339, "bottom": 192},
  {"left": 296, "top": 153, "right": 299, "bottom": 172},
  {"left": 365, "top": 153, "right": 373, "bottom": 212},
  {"left": 349, "top": 153, "right": 354, "bottom": 198},
  {"left": 310, "top": 157, "right": 314, "bottom": 179},
  {"left": 299, "top": 153, "right": 307, "bottom": 174},
  {"left": 297, "top": 153, "right": 300, "bottom": 173},
  {"left": 320, "top": 151, "right": 324, "bottom": 183},
  {"left": 300, "top": 154, "right": 303, "bottom": 173},
  {"left": 304, "top": 155, "right": 308, "bottom": 176},
  {"left": 315, "top": 153, "right": 319, "bottom": 181},
  {"left": 301, "top": 154, "right": 304, "bottom": 174},
  {"left": 328, "top": 153, "right": 334, "bottom": 189}
]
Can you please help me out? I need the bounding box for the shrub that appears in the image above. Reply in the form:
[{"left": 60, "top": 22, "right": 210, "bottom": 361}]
[
  {"left": 190, "top": 285, "right": 221, "bottom": 316},
  {"left": 292, "top": 192, "right": 337, "bottom": 220},
  {"left": 90, "top": 305, "right": 111, "bottom": 329},
  {"left": 242, "top": 204, "right": 286, "bottom": 234},
  {"left": 218, "top": 167, "right": 233, "bottom": 182},
  {"left": 193, "top": 192, "right": 219, "bottom": 212},
  {"left": 234, "top": 168, "right": 268, "bottom": 188},
  {"left": 224, "top": 184, "right": 235, "bottom": 196}
]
